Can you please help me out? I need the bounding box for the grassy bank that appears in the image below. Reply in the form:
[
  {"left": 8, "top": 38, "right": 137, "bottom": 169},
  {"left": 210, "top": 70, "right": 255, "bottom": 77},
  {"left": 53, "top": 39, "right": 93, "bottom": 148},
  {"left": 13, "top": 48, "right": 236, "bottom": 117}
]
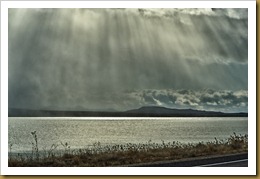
[{"left": 8, "top": 133, "right": 248, "bottom": 167}]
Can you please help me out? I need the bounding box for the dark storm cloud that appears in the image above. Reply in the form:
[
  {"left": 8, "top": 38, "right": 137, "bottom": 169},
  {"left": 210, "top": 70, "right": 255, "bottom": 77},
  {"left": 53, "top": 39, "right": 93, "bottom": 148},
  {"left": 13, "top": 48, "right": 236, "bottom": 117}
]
[{"left": 8, "top": 8, "right": 248, "bottom": 111}]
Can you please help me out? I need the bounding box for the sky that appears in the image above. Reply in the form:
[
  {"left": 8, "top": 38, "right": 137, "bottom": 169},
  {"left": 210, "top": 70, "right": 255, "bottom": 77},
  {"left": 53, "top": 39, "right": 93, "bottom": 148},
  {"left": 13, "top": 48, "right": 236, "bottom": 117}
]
[{"left": 8, "top": 8, "right": 248, "bottom": 113}]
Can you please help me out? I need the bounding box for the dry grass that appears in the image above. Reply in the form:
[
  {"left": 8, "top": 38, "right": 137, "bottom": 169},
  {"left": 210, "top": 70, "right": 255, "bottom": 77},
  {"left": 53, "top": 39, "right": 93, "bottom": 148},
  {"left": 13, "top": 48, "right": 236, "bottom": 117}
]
[{"left": 8, "top": 133, "right": 248, "bottom": 167}]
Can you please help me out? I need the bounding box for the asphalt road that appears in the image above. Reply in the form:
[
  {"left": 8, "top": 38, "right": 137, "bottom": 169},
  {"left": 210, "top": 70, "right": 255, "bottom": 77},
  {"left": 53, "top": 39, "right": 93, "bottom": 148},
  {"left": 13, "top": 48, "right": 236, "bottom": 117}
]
[
  {"left": 196, "top": 159, "right": 248, "bottom": 167},
  {"left": 125, "top": 153, "right": 248, "bottom": 167}
]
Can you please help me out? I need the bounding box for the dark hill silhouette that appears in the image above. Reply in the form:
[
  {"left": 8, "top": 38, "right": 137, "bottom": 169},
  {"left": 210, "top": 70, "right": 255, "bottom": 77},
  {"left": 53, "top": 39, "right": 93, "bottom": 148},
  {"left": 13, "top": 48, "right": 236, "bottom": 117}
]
[
  {"left": 124, "top": 106, "right": 247, "bottom": 117},
  {"left": 9, "top": 106, "right": 248, "bottom": 117},
  {"left": 126, "top": 106, "right": 220, "bottom": 116}
]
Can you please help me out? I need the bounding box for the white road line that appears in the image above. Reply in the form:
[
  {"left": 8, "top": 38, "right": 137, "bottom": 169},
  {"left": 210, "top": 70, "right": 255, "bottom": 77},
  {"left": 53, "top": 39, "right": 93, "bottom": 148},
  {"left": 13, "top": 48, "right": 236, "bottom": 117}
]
[{"left": 195, "top": 159, "right": 248, "bottom": 167}]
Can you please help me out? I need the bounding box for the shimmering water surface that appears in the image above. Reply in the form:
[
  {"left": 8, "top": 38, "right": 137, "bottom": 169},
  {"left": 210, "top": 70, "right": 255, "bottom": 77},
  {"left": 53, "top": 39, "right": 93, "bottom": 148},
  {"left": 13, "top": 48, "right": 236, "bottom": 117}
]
[{"left": 8, "top": 117, "right": 247, "bottom": 153}]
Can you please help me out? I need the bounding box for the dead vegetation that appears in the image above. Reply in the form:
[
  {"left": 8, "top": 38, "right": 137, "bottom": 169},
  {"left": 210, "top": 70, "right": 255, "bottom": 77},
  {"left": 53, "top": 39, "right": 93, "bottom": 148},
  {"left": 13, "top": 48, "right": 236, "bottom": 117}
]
[{"left": 8, "top": 132, "right": 248, "bottom": 167}]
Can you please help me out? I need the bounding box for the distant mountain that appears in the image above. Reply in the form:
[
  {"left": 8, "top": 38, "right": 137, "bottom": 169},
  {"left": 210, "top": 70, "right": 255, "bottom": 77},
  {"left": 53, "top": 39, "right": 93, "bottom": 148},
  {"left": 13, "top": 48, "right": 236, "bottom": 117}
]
[
  {"left": 125, "top": 106, "right": 247, "bottom": 117},
  {"left": 8, "top": 106, "right": 248, "bottom": 117},
  {"left": 126, "top": 106, "right": 209, "bottom": 115}
]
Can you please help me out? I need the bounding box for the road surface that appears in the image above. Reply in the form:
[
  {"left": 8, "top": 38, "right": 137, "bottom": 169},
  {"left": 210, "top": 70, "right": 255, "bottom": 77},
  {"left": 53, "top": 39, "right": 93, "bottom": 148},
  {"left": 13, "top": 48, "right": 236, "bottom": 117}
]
[
  {"left": 124, "top": 153, "right": 248, "bottom": 167},
  {"left": 197, "top": 159, "right": 248, "bottom": 167}
]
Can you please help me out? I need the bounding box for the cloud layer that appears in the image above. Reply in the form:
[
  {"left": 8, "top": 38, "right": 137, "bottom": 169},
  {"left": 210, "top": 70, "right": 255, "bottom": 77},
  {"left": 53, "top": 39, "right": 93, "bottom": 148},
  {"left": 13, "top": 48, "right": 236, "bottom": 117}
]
[
  {"left": 8, "top": 8, "right": 248, "bottom": 112},
  {"left": 136, "top": 8, "right": 248, "bottom": 19},
  {"left": 125, "top": 89, "right": 248, "bottom": 113}
]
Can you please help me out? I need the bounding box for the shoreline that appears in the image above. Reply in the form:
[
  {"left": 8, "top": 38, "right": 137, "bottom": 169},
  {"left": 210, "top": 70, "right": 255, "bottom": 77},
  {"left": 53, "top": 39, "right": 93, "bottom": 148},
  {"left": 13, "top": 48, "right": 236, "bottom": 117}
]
[{"left": 8, "top": 133, "right": 248, "bottom": 167}]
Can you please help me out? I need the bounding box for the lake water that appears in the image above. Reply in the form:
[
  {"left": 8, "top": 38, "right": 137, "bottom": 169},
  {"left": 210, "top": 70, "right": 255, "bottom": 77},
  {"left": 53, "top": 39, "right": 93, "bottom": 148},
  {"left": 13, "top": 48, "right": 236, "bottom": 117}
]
[{"left": 8, "top": 117, "right": 248, "bottom": 153}]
